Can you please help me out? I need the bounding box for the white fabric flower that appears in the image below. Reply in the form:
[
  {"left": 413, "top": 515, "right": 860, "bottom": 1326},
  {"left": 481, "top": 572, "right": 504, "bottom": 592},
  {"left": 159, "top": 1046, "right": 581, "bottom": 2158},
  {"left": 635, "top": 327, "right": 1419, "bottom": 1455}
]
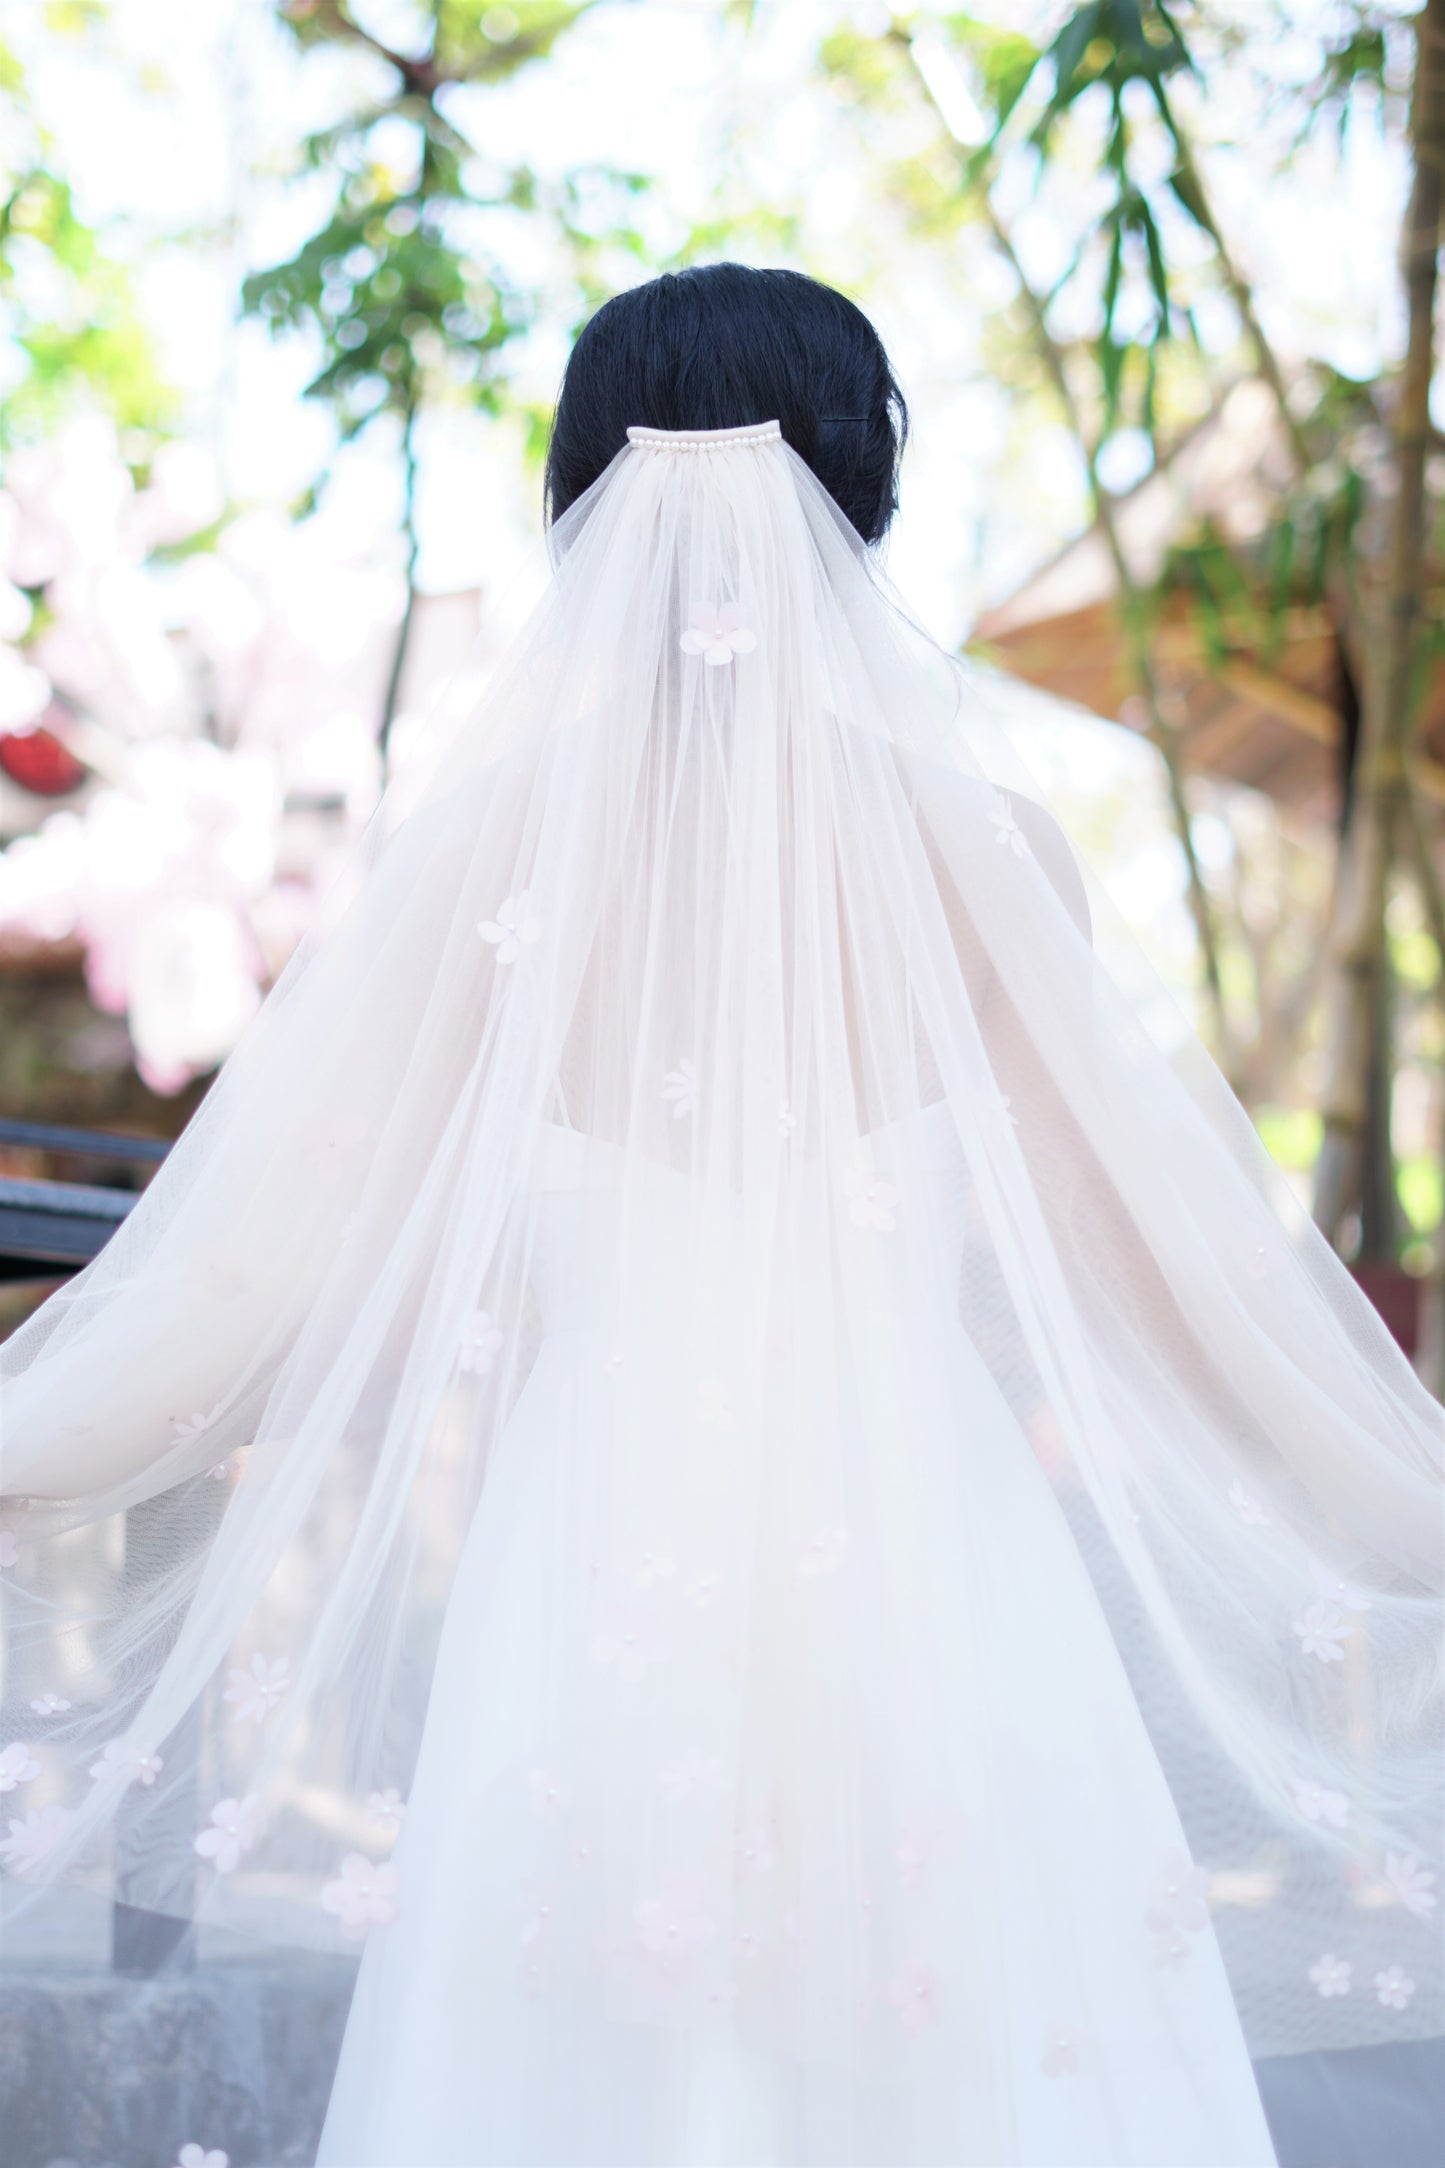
[
  {"left": 526, "top": 1768, "right": 566, "bottom": 1819},
  {"left": 88, "top": 1738, "right": 162, "bottom": 1788},
  {"left": 1308, "top": 1953, "right": 1351, "bottom": 1998},
  {"left": 796, "top": 1524, "right": 850, "bottom": 1579},
  {"left": 176, "top": 2147, "right": 229, "bottom": 2168},
  {"left": 1041, "top": 2021, "right": 1084, "bottom": 2076},
  {"left": 1227, "top": 1481, "right": 1269, "bottom": 1527},
  {"left": 633, "top": 1549, "right": 677, "bottom": 1589},
  {"left": 194, "top": 1794, "right": 258, "bottom": 1874},
  {"left": 777, "top": 1098, "right": 797, "bottom": 1137},
  {"left": 680, "top": 605, "right": 756, "bottom": 667},
  {"left": 0, "top": 1742, "right": 40, "bottom": 1791},
  {"left": 171, "top": 1407, "right": 220, "bottom": 1443},
  {"left": 1292, "top": 1602, "right": 1352, "bottom": 1663},
  {"left": 367, "top": 1786, "right": 408, "bottom": 1830},
  {"left": 478, "top": 890, "right": 540, "bottom": 965},
  {"left": 1375, "top": 1963, "right": 1416, "bottom": 2011},
  {"left": 1145, "top": 1848, "right": 1210, "bottom": 1964},
  {"left": 223, "top": 1651, "right": 289, "bottom": 1724},
  {"left": 207, "top": 1456, "right": 241, "bottom": 1481},
  {"left": 1385, "top": 1851, "right": 1437, "bottom": 1918},
  {"left": 635, "top": 1875, "right": 715, "bottom": 1966},
  {"left": 844, "top": 1165, "right": 898, "bottom": 1234},
  {"left": 987, "top": 792, "right": 1030, "bottom": 858},
  {"left": 737, "top": 1816, "right": 777, "bottom": 1875},
  {"left": 459, "top": 1308, "right": 505, "bottom": 1376},
  {"left": 29, "top": 1693, "right": 71, "bottom": 1716},
  {"left": 1309, "top": 1559, "right": 1373, "bottom": 1612},
  {"left": 1290, "top": 1778, "right": 1350, "bottom": 1829},
  {"left": 662, "top": 1056, "right": 696, "bottom": 1119},
  {"left": 321, "top": 1850, "right": 401, "bottom": 1938},
  {"left": 688, "top": 1568, "right": 723, "bottom": 1609},
  {"left": 886, "top": 1960, "right": 939, "bottom": 2032},
  {"left": 590, "top": 1608, "right": 668, "bottom": 1684},
  {"left": 0, "top": 1802, "right": 76, "bottom": 1877}
]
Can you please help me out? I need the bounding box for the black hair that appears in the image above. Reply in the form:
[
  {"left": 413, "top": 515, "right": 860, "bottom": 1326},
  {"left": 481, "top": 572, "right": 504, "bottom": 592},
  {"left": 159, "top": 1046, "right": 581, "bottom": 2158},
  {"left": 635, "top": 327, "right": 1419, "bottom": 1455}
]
[{"left": 544, "top": 264, "right": 908, "bottom": 545}]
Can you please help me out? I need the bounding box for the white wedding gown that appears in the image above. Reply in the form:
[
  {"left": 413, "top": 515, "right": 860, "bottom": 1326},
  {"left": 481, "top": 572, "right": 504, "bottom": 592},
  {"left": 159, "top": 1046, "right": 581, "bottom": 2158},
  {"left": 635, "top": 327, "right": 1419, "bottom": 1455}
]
[
  {"left": 317, "top": 1114, "right": 1276, "bottom": 2167},
  {"left": 5, "top": 421, "right": 1436, "bottom": 2168}
]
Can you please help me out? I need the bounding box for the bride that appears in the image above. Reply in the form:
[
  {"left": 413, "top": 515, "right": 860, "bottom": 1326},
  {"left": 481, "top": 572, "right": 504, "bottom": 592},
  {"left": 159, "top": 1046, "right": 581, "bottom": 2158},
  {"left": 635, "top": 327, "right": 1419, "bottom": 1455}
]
[{"left": 1, "top": 265, "right": 1440, "bottom": 2168}]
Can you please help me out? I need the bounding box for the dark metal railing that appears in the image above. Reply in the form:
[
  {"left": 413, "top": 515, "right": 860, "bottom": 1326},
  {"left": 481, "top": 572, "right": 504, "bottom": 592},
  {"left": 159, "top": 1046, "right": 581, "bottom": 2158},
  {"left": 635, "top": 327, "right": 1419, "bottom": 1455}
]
[{"left": 0, "top": 1119, "right": 167, "bottom": 1281}]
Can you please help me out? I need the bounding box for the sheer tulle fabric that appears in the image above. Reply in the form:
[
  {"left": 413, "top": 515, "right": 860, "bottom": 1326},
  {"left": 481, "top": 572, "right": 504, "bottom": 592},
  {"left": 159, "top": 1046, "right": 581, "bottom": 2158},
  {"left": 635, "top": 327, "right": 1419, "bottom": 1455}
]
[{"left": 0, "top": 419, "right": 1440, "bottom": 2167}]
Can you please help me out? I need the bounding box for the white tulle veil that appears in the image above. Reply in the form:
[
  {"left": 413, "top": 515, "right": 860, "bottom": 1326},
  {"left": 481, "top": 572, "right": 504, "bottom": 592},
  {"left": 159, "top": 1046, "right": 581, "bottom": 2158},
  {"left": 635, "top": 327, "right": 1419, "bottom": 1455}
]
[{"left": 0, "top": 416, "right": 1440, "bottom": 2158}]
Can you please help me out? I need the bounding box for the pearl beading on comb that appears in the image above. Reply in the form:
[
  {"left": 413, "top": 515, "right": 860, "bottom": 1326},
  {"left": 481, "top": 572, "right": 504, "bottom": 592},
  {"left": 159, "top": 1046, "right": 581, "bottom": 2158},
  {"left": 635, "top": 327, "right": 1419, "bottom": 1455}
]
[{"left": 626, "top": 421, "right": 783, "bottom": 450}]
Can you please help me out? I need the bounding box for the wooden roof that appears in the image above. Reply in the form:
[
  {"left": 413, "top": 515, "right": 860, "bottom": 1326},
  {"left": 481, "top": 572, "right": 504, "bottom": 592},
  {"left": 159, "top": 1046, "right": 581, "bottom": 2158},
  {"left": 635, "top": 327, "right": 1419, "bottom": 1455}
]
[{"left": 972, "top": 383, "right": 1445, "bottom": 827}]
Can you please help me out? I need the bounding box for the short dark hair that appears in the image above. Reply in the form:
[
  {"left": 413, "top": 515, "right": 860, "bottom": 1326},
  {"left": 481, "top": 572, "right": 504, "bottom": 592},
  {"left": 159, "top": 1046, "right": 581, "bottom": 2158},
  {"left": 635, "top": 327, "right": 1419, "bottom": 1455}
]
[{"left": 544, "top": 264, "right": 908, "bottom": 545}]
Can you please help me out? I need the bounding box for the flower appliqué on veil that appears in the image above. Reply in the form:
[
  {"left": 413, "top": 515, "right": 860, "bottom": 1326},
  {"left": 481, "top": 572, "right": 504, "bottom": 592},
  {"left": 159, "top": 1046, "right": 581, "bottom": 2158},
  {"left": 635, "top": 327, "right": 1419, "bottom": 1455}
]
[
  {"left": 1290, "top": 1778, "right": 1350, "bottom": 1828},
  {"left": 478, "top": 890, "right": 540, "bottom": 966},
  {"left": 1308, "top": 1953, "right": 1351, "bottom": 1998},
  {"left": 89, "top": 1738, "right": 162, "bottom": 1788},
  {"left": 662, "top": 1057, "right": 697, "bottom": 1120},
  {"left": 987, "top": 792, "right": 1030, "bottom": 859},
  {"left": 1385, "top": 1851, "right": 1437, "bottom": 1918},
  {"left": 1292, "top": 1601, "right": 1352, "bottom": 1664},
  {"left": 1375, "top": 1963, "right": 1416, "bottom": 2011},
  {"left": 174, "top": 2147, "right": 229, "bottom": 2168},
  {"left": 844, "top": 1165, "right": 898, "bottom": 1234},
  {"left": 886, "top": 1960, "right": 940, "bottom": 2033},
  {"left": 1041, "top": 2021, "right": 1085, "bottom": 2076},
  {"left": 321, "top": 1850, "right": 401, "bottom": 1937},
  {"left": 1144, "top": 1848, "right": 1211, "bottom": 1967},
  {"left": 0, "top": 1802, "right": 76, "bottom": 1877},
  {"left": 635, "top": 1873, "right": 715, "bottom": 1970},
  {"left": 0, "top": 1742, "right": 40, "bottom": 1792},
  {"left": 459, "top": 1308, "right": 505, "bottom": 1376},
  {"left": 195, "top": 1795, "right": 258, "bottom": 1873},
  {"left": 680, "top": 606, "right": 756, "bottom": 667},
  {"left": 224, "top": 1651, "right": 289, "bottom": 1725}
]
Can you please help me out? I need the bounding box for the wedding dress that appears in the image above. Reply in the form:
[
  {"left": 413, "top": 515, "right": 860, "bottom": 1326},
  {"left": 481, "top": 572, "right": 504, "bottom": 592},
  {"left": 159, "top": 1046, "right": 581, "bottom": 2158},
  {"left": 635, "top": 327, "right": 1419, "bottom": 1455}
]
[{"left": 1, "top": 420, "right": 1440, "bottom": 2168}]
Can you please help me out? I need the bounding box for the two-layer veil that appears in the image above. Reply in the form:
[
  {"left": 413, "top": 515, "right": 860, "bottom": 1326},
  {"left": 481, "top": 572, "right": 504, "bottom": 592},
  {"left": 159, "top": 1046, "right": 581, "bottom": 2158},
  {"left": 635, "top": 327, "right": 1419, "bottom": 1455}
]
[{"left": 1, "top": 420, "right": 1440, "bottom": 2167}]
